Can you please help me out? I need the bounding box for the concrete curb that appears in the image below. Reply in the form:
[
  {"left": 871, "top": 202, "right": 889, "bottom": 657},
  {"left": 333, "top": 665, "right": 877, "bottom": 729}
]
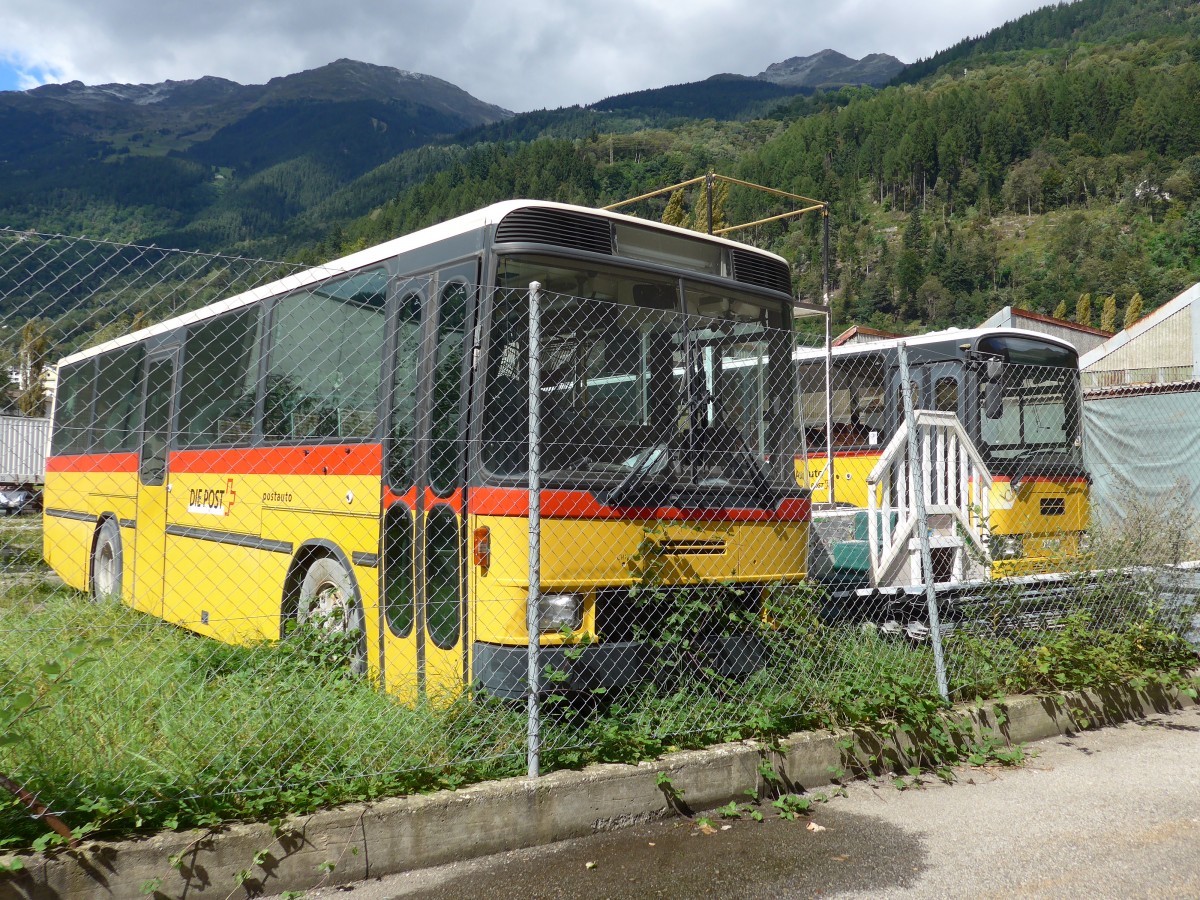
[{"left": 3, "top": 679, "right": 1196, "bottom": 899}]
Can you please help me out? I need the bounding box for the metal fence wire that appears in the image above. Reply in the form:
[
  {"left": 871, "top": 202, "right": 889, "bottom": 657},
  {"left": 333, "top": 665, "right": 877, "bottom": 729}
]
[{"left": 0, "top": 226, "right": 1197, "bottom": 840}]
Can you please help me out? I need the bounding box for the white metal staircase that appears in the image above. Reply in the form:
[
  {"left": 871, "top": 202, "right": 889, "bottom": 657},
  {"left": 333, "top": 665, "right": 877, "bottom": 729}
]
[{"left": 866, "top": 410, "right": 993, "bottom": 588}]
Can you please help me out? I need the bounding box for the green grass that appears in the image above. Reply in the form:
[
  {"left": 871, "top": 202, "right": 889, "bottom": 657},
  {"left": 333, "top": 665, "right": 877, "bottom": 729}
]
[
  {"left": 0, "top": 585, "right": 530, "bottom": 848},
  {"left": 1, "top": 524, "right": 1196, "bottom": 852}
]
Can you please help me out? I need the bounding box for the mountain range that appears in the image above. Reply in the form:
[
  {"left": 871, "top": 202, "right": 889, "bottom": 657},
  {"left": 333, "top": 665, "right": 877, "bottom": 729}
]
[
  {"left": 1, "top": 58, "right": 511, "bottom": 182},
  {"left": 0, "top": 49, "right": 899, "bottom": 249},
  {"left": 5, "top": 0, "right": 1198, "bottom": 347},
  {"left": 756, "top": 48, "right": 903, "bottom": 88}
]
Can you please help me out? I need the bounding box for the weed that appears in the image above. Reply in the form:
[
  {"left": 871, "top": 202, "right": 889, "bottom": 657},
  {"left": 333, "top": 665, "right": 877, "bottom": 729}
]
[
  {"left": 771, "top": 794, "right": 811, "bottom": 820},
  {"left": 1, "top": 525, "right": 1195, "bottom": 854}
]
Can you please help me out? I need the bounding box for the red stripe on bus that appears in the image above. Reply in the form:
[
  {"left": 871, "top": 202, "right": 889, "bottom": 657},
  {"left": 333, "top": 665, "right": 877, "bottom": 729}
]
[
  {"left": 469, "top": 486, "right": 810, "bottom": 522},
  {"left": 381, "top": 487, "right": 464, "bottom": 514},
  {"left": 171, "top": 444, "right": 383, "bottom": 476},
  {"left": 46, "top": 452, "right": 139, "bottom": 473},
  {"left": 383, "top": 485, "right": 419, "bottom": 508}
]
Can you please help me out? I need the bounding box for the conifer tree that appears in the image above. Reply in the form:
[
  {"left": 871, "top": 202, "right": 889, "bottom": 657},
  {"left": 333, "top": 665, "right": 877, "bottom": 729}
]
[
  {"left": 1075, "top": 292, "right": 1092, "bottom": 327},
  {"left": 1100, "top": 294, "right": 1117, "bottom": 332},
  {"left": 691, "top": 180, "right": 729, "bottom": 234},
  {"left": 661, "top": 190, "right": 686, "bottom": 228},
  {"left": 1123, "top": 292, "right": 1144, "bottom": 330},
  {"left": 1053, "top": 298, "right": 1068, "bottom": 320}
]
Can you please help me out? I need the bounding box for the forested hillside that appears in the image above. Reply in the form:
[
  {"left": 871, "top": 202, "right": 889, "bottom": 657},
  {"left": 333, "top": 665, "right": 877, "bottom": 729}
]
[
  {"left": 896, "top": 0, "right": 1200, "bottom": 84},
  {"left": 737, "top": 30, "right": 1200, "bottom": 328},
  {"left": 310, "top": 1, "right": 1200, "bottom": 334},
  {"left": 4, "top": 0, "right": 1200, "bottom": 345}
]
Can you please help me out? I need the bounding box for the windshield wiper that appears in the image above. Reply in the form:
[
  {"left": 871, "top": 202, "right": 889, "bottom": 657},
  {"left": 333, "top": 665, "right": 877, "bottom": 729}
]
[{"left": 596, "top": 444, "right": 672, "bottom": 507}]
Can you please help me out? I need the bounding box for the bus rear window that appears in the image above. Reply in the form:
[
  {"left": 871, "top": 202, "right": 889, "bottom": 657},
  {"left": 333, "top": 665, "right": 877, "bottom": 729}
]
[{"left": 51, "top": 360, "right": 95, "bottom": 456}]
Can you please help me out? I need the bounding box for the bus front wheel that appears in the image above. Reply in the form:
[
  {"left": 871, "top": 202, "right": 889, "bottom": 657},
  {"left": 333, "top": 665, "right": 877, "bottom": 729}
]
[
  {"left": 296, "top": 557, "right": 367, "bottom": 676},
  {"left": 91, "top": 518, "right": 123, "bottom": 602}
]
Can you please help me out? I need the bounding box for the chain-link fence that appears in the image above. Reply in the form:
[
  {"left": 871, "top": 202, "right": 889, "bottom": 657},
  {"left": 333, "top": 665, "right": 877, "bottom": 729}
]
[{"left": 1, "top": 225, "right": 1197, "bottom": 848}]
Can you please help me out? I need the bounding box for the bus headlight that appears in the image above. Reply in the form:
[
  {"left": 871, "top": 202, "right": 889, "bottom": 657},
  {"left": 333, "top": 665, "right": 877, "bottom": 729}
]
[
  {"left": 537, "top": 593, "right": 583, "bottom": 633},
  {"left": 991, "top": 534, "right": 1024, "bottom": 560}
]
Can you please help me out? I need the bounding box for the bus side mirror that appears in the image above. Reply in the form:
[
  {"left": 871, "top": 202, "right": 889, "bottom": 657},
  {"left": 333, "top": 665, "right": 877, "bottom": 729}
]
[
  {"left": 984, "top": 360, "right": 1005, "bottom": 419},
  {"left": 984, "top": 380, "right": 1004, "bottom": 419}
]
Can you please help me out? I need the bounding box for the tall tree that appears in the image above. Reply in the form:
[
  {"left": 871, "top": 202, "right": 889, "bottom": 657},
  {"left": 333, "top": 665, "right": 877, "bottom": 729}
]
[
  {"left": 1075, "top": 292, "right": 1092, "bottom": 327},
  {"left": 1123, "top": 292, "right": 1144, "bottom": 329},
  {"left": 661, "top": 190, "right": 687, "bottom": 227},
  {"left": 691, "top": 180, "right": 730, "bottom": 234},
  {"left": 1100, "top": 294, "right": 1117, "bottom": 332},
  {"left": 16, "top": 322, "right": 49, "bottom": 417}
]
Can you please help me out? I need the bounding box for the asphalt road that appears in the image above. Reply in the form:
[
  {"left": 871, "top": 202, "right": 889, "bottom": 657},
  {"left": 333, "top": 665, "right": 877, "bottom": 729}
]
[{"left": 275, "top": 706, "right": 1200, "bottom": 899}]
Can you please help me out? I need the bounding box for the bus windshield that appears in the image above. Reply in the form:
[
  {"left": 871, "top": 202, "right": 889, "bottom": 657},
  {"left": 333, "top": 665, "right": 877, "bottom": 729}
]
[
  {"left": 978, "top": 364, "right": 1083, "bottom": 468},
  {"left": 482, "top": 255, "right": 793, "bottom": 506}
]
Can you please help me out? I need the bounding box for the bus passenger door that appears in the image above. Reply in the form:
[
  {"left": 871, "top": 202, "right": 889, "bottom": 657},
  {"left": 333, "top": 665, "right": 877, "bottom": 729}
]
[
  {"left": 380, "top": 280, "right": 425, "bottom": 701},
  {"left": 379, "top": 264, "right": 475, "bottom": 702},
  {"left": 420, "top": 266, "right": 473, "bottom": 700},
  {"left": 132, "top": 350, "right": 176, "bottom": 617}
]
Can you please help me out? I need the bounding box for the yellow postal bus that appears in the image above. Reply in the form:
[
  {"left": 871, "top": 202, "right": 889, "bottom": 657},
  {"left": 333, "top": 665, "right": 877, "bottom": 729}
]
[
  {"left": 44, "top": 200, "right": 823, "bottom": 700},
  {"left": 796, "top": 328, "right": 1089, "bottom": 584}
]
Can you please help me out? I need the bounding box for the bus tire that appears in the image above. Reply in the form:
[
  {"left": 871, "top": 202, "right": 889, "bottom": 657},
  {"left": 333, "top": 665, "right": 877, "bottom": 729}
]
[
  {"left": 297, "top": 556, "right": 367, "bottom": 676},
  {"left": 91, "top": 518, "right": 123, "bottom": 602}
]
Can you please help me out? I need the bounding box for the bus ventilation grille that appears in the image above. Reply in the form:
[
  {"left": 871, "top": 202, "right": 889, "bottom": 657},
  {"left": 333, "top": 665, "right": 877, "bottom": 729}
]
[
  {"left": 1040, "top": 497, "right": 1066, "bottom": 516},
  {"left": 495, "top": 208, "right": 614, "bottom": 256},
  {"left": 731, "top": 248, "right": 791, "bottom": 295}
]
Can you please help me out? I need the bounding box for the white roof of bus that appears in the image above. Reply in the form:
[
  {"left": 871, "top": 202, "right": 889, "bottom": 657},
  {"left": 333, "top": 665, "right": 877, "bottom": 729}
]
[
  {"left": 792, "top": 326, "right": 1077, "bottom": 362},
  {"left": 58, "top": 199, "right": 794, "bottom": 367}
]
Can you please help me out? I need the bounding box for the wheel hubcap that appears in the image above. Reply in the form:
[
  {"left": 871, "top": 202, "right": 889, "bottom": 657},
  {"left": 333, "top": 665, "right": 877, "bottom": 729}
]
[{"left": 96, "top": 545, "right": 115, "bottom": 596}]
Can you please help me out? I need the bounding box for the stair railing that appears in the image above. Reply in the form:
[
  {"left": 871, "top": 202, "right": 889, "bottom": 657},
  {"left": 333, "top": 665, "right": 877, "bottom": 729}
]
[{"left": 866, "top": 410, "right": 992, "bottom": 585}]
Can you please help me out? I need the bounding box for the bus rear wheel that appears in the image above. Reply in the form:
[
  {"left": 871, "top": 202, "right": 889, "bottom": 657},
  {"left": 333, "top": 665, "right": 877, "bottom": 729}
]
[
  {"left": 91, "top": 518, "right": 123, "bottom": 601},
  {"left": 296, "top": 557, "right": 367, "bottom": 676}
]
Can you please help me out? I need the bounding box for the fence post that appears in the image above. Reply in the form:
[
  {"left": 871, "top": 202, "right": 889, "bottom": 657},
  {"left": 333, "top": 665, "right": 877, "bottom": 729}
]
[
  {"left": 822, "top": 208, "right": 835, "bottom": 505},
  {"left": 897, "top": 342, "right": 949, "bottom": 701},
  {"left": 527, "top": 280, "right": 543, "bottom": 779}
]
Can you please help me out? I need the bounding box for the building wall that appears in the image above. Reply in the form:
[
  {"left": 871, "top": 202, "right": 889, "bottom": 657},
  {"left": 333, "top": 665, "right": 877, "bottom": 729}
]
[
  {"left": 1080, "top": 283, "right": 1200, "bottom": 388},
  {"left": 0, "top": 415, "right": 50, "bottom": 483}
]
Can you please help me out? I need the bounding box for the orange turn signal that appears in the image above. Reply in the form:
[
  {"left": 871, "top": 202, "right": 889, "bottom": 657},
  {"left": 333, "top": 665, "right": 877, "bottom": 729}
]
[{"left": 473, "top": 527, "right": 491, "bottom": 574}]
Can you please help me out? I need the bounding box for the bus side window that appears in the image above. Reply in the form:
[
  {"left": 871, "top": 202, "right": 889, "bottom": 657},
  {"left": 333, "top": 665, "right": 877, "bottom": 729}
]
[
  {"left": 388, "top": 290, "right": 422, "bottom": 488},
  {"left": 141, "top": 358, "right": 174, "bottom": 486},
  {"left": 178, "top": 309, "right": 260, "bottom": 448},
  {"left": 94, "top": 345, "right": 145, "bottom": 452},
  {"left": 935, "top": 377, "right": 959, "bottom": 414},
  {"left": 383, "top": 504, "right": 415, "bottom": 637},
  {"left": 266, "top": 270, "right": 387, "bottom": 443},
  {"left": 430, "top": 281, "right": 467, "bottom": 495},
  {"left": 895, "top": 380, "right": 921, "bottom": 422},
  {"left": 481, "top": 291, "right": 530, "bottom": 477}
]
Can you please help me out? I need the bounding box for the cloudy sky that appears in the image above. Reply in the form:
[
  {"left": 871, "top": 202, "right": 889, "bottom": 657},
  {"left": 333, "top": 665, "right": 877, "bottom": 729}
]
[{"left": 1, "top": 0, "right": 1054, "bottom": 111}]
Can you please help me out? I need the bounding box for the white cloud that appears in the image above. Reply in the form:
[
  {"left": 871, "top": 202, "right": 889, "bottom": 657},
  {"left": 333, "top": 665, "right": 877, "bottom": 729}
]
[{"left": 0, "top": 0, "right": 1053, "bottom": 109}]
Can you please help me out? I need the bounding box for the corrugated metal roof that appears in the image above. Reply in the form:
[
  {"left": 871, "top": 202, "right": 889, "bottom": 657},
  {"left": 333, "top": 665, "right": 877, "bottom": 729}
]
[
  {"left": 1082, "top": 379, "right": 1200, "bottom": 400},
  {"left": 832, "top": 325, "right": 902, "bottom": 346}
]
